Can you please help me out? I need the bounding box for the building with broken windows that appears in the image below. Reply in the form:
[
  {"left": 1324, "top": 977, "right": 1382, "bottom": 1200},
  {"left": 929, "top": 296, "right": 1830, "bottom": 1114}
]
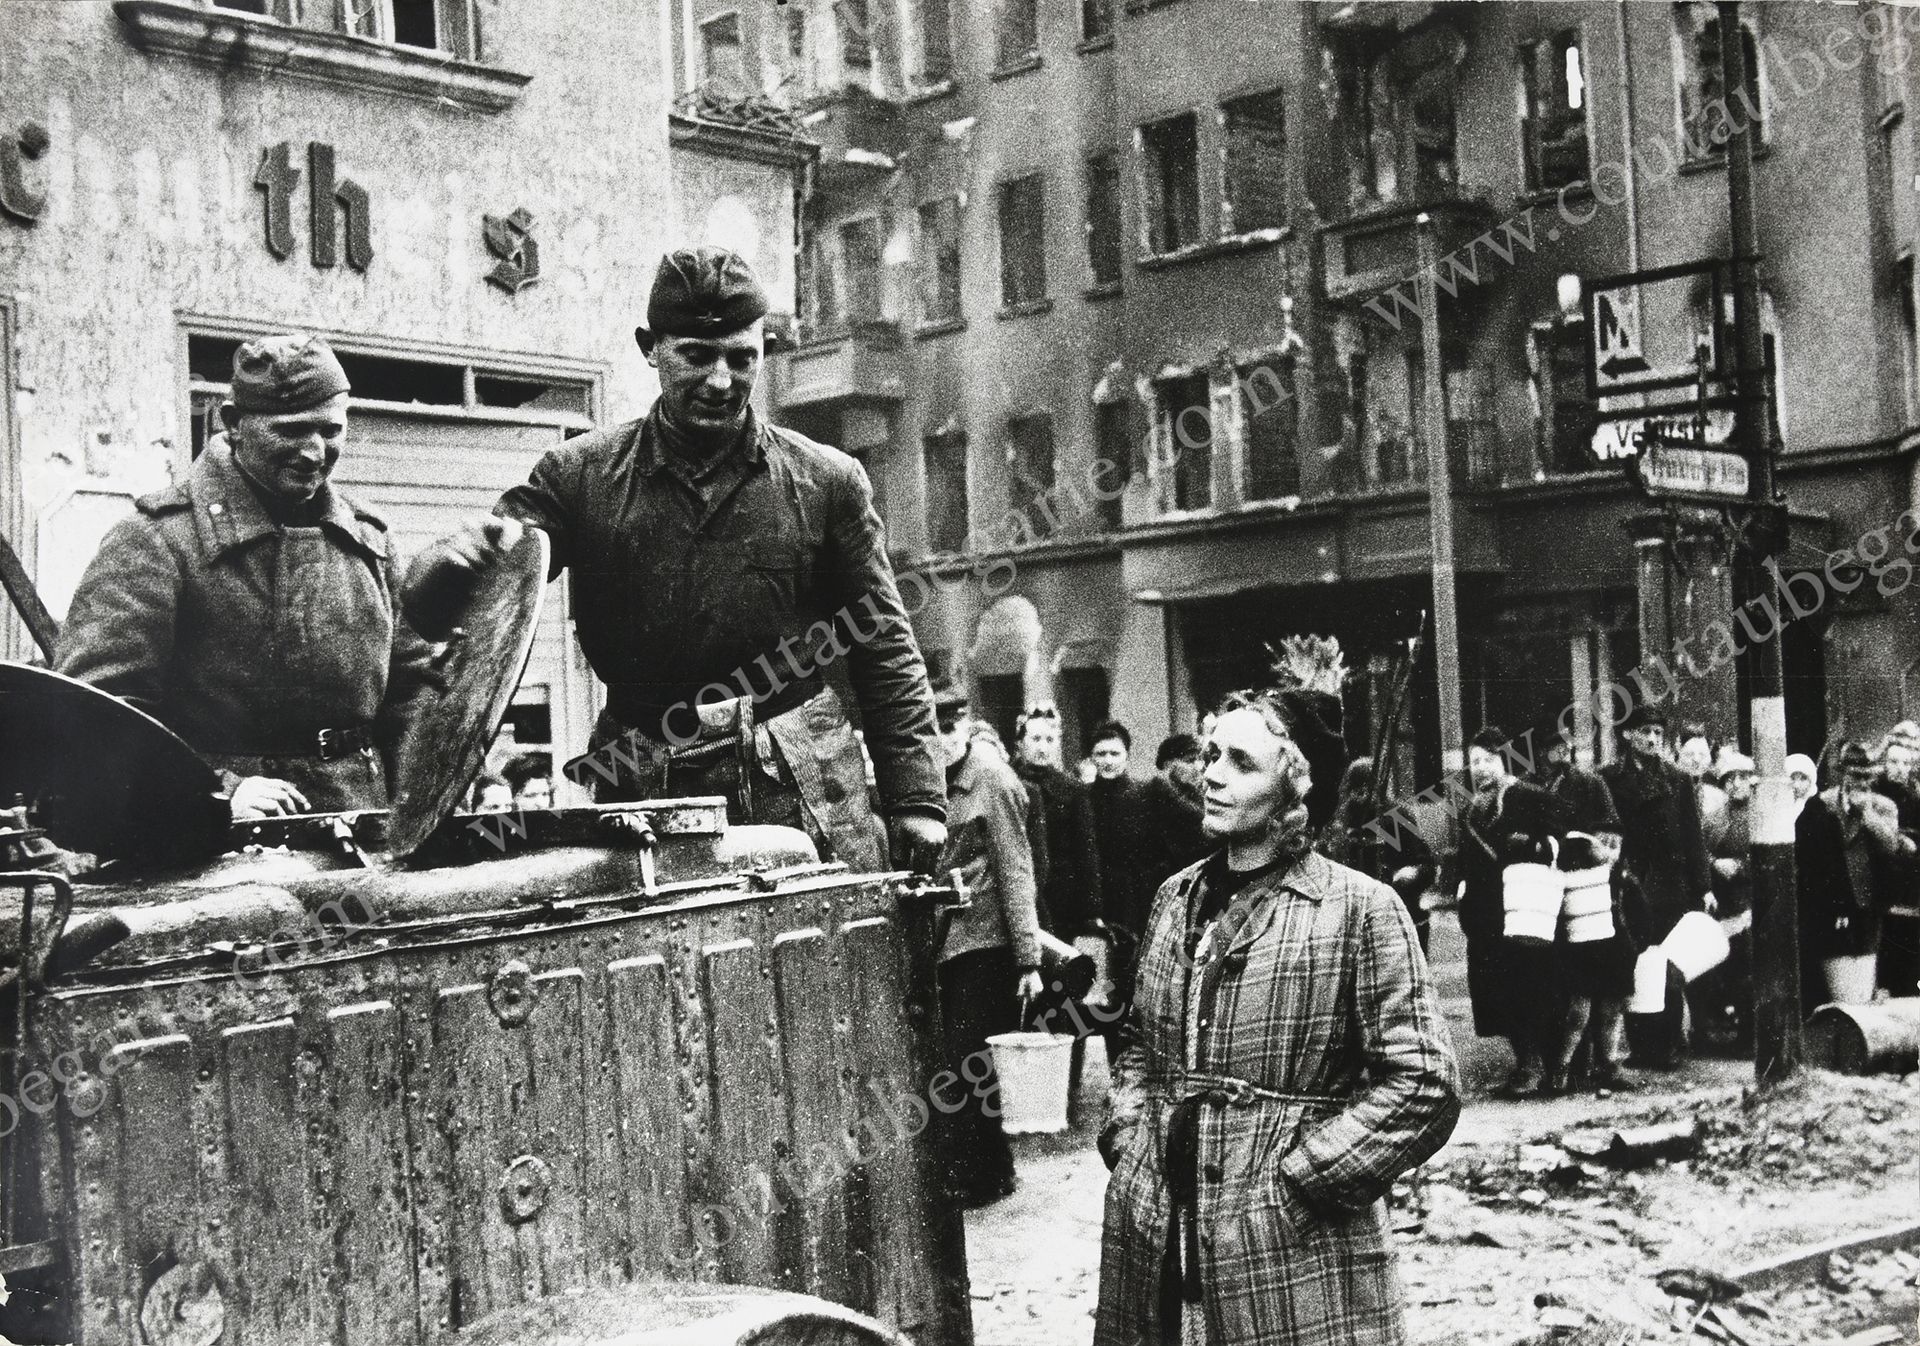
[
  {"left": 0, "top": 0, "right": 812, "bottom": 802},
  {"left": 729, "top": 0, "right": 1920, "bottom": 780}
]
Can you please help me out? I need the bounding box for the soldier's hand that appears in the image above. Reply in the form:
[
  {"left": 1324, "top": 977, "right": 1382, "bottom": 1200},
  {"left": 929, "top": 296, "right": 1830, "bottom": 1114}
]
[
  {"left": 887, "top": 813, "right": 947, "bottom": 872},
  {"left": 444, "top": 515, "right": 523, "bottom": 572},
  {"left": 230, "top": 776, "right": 310, "bottom": 821}
]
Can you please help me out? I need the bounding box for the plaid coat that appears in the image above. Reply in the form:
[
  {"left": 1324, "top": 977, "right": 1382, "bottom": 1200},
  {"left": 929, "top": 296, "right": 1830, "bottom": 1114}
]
[{"left": 1096, "top": 851, "right": 1459, "bottom": 1346}]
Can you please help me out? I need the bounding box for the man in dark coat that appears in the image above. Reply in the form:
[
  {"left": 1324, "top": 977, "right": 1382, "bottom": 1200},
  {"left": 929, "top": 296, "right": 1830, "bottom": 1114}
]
[
  {"left": 1874, "top": 732, "right": 1920, "bottom": 997},
  {"left": 1140, "top": 732, "right": 1209, "bottom": 888},
  {"left": 1088, "top": 720, "right": 1157, "bottom": 938},
  {"left": 1798, "top": 741, "right": 1917, "bottom": 1008},
  {"left": 1012, "top": 705, "right": 1104, "bottom": 936},
  {"left": 404, "top": 248, "right": 946, "bottom": 870},
  {"left": 1600, "top": 705, "right": 1713, "bottom": 1069},
  {"left": 56, "top": 334, "right": 431, "bottom": 819}
]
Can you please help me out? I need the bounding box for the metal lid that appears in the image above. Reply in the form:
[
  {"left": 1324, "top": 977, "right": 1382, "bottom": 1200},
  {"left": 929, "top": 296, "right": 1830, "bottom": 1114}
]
[
  {"left": 0, "top": 662, "right": 229, "bottom": 863},
  {"left": 385, "top": 527, "right": 548, "bottom": 859}
]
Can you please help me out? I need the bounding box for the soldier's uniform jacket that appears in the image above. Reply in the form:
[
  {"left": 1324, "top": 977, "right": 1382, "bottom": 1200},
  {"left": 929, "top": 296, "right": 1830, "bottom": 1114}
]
[
  {"left": 1097, "top": 851, "right": 1459, "bottom": 1346},
  {"left": 55, "top": 439, "right": 431, "bottom": 812},
  {"left": 495, "top": 405, "right": 944, "bottom": 844}
]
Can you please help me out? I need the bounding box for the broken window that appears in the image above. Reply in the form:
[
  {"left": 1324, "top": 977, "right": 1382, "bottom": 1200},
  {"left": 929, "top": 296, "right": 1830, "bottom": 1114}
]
[
  {"left": 1006, "top": 412, "right": 1057, "bottom": 540},
  {"left": 1238, "top": 355, "right": 1300, "bottom": 499},
  {"left": 841, "top": 0, "right": 873, "bottom": 70},
  {"left": 997, "top": 0, "right": 1039, "bottom": 69},
  {"left": 1532, "top": 320, "right": 1596, "bottom": 475},
  {"left": 1158, "top": 371, "right": 1213, "bottom": 510},
  {"left": 998, "top": 174, "right": 1049, "bottom": 307},
  {"left": 700, "top": 12, "right": 748, "bottom": 94},
  {"left": 1222, "top": 89, "right": 1286, "bottom": 235},
  {"left": 1093, "top": 399, "right": 1132, "bottom": 530},
  {"left": 1521, "top": 31, "right": 1589, "bottom": 192},
  {"left": 841, "top": 217, "right": 884, "bottom": 323},
  {"left": 925, "top": 425, "right": 972, "bottom": 553},
  {"left": 1085, "top": 150, "right": 1123, "bottom": 288},
  {"left": 1677, "top": 3, "right": 1763, "bottom": 160},
  {"left": 917, "top": 197, "right": 963, "bottom": 324},
  {"left": 1082, "top": 0, "right": 1112, "bottom": 44},
  {"left": 1140, "top": 111, "right": 1201, "bottom": 255},
  {"left": 800, "top": 227, "right": 842, "bottom": 337},
  {"left": 914, "top": 0, "right": 954, "bottom": 83}
]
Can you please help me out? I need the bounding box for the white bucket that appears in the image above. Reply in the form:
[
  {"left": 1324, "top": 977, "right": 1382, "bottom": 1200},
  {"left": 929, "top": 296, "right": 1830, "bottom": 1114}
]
[
  {"left": 1631, "top": 949, "right": 1670, "bottom": 1014},
  {"left": 1661, "top": 910, "right": 1731, "bottom": 983},
  {"left": 1503, "top": 857, "right": 1564, "bottom": 945},
  {"left": 987, "top": 1032, "right": 1076, "bottom": 1134},
  {"left": 1823, "top": 954, "right": 1878, "bottom": 1005},
  {"left": 1560, "top": 866, "right": 1614, "bottom": 943}
]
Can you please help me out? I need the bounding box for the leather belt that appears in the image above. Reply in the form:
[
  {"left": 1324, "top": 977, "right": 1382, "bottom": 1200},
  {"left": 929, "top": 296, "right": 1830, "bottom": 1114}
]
[{"left": 208, "top": 725, "right": 375, "bottom": 762}]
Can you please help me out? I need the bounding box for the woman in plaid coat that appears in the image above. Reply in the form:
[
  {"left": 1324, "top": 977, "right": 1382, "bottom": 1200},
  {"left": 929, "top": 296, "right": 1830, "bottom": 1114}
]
[{"left": 1096, "top": 690, "right": 1460, "bottom": 1346}]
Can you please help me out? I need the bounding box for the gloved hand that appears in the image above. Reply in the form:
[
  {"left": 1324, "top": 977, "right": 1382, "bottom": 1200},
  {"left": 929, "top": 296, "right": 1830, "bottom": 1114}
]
[
  {"left": 887, "top": 813, "right": 947, "bottom": 872},
  {"left": 402, "top": 515, "right": 525, "bottom": 639}
]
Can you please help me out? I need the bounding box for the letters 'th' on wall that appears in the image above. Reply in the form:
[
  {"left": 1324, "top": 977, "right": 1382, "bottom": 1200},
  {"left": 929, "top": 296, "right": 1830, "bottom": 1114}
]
[{"left": 254, "top": 141, "right": 373, "bottom": 272}]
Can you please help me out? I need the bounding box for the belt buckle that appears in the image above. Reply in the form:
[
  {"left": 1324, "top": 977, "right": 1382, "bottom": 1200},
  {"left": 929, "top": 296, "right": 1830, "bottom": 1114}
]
[{"left": 316, "top": 727, "right": 344, "bottom": 761}]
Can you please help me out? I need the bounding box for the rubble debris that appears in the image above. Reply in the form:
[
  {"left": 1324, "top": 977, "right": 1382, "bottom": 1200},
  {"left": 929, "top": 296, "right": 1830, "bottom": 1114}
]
[{"left": 1656, "top": 1266, "right": 1749, "bottom": 1306}]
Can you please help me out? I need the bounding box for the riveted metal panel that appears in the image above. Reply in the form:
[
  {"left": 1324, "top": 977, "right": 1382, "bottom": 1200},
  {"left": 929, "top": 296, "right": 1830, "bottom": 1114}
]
[{"left": 28, "top": 867, "right": 968, "bottom": 1346}]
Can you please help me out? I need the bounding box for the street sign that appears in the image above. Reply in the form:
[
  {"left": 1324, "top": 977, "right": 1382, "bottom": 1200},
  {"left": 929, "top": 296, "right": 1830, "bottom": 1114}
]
[
  {"left": 1590, "top": 409, "right": 1734, "bottom": 462},
  {"left": 1633, "top": 444, "right": 1750, "bottom": 500},
  {"left": 1592, "top": 285, "right": 1645, "bottom": 389},
  {"left": 1584, "top": 259, "right": 1726, "bottom": 397}
]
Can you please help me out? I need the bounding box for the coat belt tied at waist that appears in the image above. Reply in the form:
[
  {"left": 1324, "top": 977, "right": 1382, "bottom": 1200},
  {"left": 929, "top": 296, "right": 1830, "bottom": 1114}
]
[{"left": 1163, "top": 1074, "right": 1343, "bottom": 1303}]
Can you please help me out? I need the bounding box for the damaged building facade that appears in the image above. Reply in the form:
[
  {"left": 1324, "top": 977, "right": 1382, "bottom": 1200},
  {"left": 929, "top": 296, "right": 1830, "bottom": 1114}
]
[
  {"left": 724, "top": 0, "right": 1920, "bottom": 781},
  {"left": 0, "top": 0, "right": 812, "bottom": 801}
]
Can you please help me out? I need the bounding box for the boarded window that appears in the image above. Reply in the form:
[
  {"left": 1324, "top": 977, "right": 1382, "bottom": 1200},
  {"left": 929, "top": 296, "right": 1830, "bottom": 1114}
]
[
  {"left": 1222, "top": 90, "right": 1286, "bottom": 234},
  {"left": 925, "top": 427, "right": 971, "bottom": 553},
  {"left": 1521, "top": 31, "right": 1589, "bottom": 191},
  {"left": 700, "top": 12, "right": 747, "bottom": 92},
  {"left": 1093, "top": 399, "right": 1132, "bottom": 530},
  {"left": 1082, "top": 0, "right": 1112, "bottom": 43},
  {"left": 1140, "top": 112, "right": 1201, "bottom": 255},
  {"left": 998, "top": 175, "right": 1048, "bottom": 306},
  {"left": 1238, "top": 356, "right": 1300, "bottom": 499},
  {"left": 1085, "top": 151, "right": 1123, "bottom": 287},
  {"left": 916, "top": 0, "right": 953, "bottom": 82},
  {"left": 1678, "top": 4, "right": 1762, "bottom": 159},
  {"left": 1159, "top": 372, "right": 1213, "bottom": 510},
  {"left": 917, "top": 198, "right": 963, "bottom": 324},
  {"left": 1007, "top": 413, "right": 1057, "bottom": 541},
  {"left": 997, "top": 0, "right": 1038, "bottom": 67},
  {"left": 841, "top": 217, "right": 884, "bottom": 323}
]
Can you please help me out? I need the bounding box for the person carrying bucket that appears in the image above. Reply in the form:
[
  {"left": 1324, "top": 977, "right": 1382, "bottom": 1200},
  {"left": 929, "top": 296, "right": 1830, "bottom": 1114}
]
[
  {"left": 1454, "top": 725, "right": 1574, "bottom": 1098},
  {"left": 1796, "top": 741, "right": 1917, "bottom": 1010}
]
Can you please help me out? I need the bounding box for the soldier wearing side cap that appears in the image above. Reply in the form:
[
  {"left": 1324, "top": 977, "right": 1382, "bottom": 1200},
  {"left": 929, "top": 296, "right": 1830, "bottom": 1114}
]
[
  {"left": 55, "top": 334, "right": 433, "bottom": 820},
  {"left": 404, "top": 248, "right": 947, "bottom": 869}
]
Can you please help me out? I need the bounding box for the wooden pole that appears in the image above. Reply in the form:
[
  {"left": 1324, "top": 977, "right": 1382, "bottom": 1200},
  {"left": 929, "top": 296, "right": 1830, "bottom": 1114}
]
[{"left": 1415, "top": 215, "right": 1465, "bottom": 776}]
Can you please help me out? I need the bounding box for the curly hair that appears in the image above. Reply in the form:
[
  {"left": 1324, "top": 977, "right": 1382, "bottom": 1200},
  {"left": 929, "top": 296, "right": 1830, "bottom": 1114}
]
[{"left": 1214, "top": 689, "right": 1316, "bottom": 859}]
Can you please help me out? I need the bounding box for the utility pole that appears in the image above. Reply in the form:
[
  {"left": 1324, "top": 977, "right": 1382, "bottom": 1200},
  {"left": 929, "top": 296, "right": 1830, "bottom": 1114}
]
[
  {"left": 1415, "top": 215, "right": 1465, "bottom": 777},
  {"left": 1720, "top": 1, "right": 1800, "bottom": 1083}
]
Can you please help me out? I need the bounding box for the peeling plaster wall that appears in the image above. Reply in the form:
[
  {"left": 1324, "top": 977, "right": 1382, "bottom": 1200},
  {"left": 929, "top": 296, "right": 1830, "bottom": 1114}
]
[{"left": 0, "top": 0, "right": 675, "bottom": 582}]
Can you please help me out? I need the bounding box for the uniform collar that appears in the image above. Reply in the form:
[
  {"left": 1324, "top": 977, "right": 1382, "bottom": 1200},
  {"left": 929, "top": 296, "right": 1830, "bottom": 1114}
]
[
  {"left": 638, "top": 402, "right": 765, "bottom": 478},
  {"left": 188, "top": 439, "right": 381, "bottom": 563}
]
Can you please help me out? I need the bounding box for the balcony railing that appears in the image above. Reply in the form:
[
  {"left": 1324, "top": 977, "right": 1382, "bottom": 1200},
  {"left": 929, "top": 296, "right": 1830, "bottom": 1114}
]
[{"left": 768, "top": 320, "right": 907, "bottom": 409}]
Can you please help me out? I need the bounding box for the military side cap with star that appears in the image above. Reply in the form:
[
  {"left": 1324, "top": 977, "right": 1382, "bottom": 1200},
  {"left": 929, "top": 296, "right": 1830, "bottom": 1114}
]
[
  {"left": 643, "top": 247, "right": 770, "bottom": 338},
  {"left": 229, "top": 334, "right": 351, "bottom": 414}
]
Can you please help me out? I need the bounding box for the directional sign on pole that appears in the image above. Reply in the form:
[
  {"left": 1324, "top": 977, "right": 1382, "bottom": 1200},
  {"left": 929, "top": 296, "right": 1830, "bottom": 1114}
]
[
  {"left": 1592, "top": 286, "right": 1646, "bottom": 389},
  {"left": 1632, "top": 444, "right": 1750, "bottom": 501},
  {"left": 1583, "top": 259, "right": 1727, "bottom": 398}
]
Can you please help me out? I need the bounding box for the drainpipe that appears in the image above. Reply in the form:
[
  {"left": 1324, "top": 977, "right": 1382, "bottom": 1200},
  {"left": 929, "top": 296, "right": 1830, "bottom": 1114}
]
[{"left": 1616, "top": 1, "right": 1641, "bottom": 273}]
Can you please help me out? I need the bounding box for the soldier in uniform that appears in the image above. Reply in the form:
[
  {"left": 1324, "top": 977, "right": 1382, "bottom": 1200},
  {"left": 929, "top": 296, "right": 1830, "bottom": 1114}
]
[
  {"left": 404, "top": 248, "right": 947, "bottom": 869},
  {"left": 55, "top": 335, "right": 431, "bottom": 820}
]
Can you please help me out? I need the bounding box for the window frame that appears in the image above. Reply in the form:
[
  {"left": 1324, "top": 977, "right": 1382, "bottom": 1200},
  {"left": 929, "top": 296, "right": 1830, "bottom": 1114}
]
[
  {"left": 839, "top": 215, "right": 886, "bottom": 325},
  {"left": 1518, "top": 28, "right": 1591, "bottom": 195},
  {"left": 996, "top": 172, "right": 1050, "bottom": 311},
  {"left": 1005, "top": 410, "right": 1058, "bottom": 542},
  {"left": 1234, "top": 350, "right": 1302, "bottom": 501},
  {"left": 1154, "top": 368, "right": 1214, "bottom": 513},
  {"left": 1219, "top": 86, "right": 1287, "bottom": 238},
  {"left": 1084, "top": 149, "right": 1125, "bottom": 290},
  {"left": 698, "top": 9, "right": 748, "bottom": 95},
  {"left": 923, "top": 422, "right": 973, "bottom": 554},
  {"left": 1673, "top": 1, "right": 1769, "bottom": 163},
  {"left": 1137, "top": 109, "right": 1202, "bottom": 258},
  {"left": 916, "top": 196, "right": 964, "bottom": 327},
  {"left": 995, "top": 0, "right": 1041, "bottom": 73}
]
